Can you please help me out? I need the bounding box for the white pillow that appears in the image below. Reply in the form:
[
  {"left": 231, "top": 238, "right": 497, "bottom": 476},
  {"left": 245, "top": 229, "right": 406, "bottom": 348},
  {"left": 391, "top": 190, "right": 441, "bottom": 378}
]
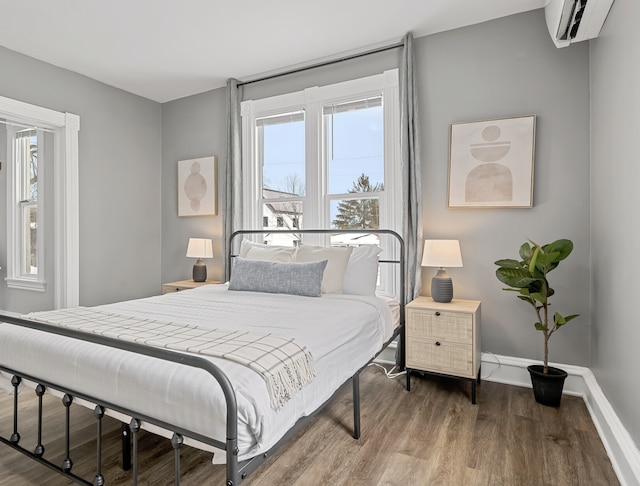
[
  {"left": 343, "top": 245, "right": 382, "bottom": 296},
  {"left": 239, "top": 240, "right": 296, "bottom": 263},
  {"left": 295, "top": 245, "right": 353, "bottom": 294}
]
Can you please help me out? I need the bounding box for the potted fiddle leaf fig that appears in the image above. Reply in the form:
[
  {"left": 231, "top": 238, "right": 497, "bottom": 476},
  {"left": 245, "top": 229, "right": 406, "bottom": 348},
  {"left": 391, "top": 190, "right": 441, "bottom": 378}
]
[{"left": 494, "top": 239, "right": 579, "bottom": 407}]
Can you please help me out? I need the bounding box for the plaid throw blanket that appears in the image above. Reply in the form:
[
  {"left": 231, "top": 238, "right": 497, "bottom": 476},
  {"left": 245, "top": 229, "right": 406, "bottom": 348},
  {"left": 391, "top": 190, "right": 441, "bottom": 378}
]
[{"left": 27, "top": 307, "right": 316, "bottom": 410}]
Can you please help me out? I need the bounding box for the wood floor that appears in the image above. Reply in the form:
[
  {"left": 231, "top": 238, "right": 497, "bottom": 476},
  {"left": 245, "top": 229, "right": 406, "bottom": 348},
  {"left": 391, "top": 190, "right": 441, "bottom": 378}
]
[{"left": 0, "top": 365, "right": 619, "bottom": 485}]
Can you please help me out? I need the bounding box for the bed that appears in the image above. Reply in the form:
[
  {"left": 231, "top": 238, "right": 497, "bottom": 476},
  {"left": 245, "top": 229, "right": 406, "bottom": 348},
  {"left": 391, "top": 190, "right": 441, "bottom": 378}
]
[{"left": 0, "top": 229, "right": 405, "bottom": 485}]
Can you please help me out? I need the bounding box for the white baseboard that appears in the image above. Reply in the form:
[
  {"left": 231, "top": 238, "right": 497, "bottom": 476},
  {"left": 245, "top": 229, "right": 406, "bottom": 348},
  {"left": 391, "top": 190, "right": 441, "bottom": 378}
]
[{"left": 481, "top": 353, "right": 640, "bottom": 486}]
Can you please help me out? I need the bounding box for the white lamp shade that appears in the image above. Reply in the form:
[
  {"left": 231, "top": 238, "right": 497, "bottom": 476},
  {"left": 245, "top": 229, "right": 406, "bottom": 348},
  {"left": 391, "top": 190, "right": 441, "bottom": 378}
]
[
  {"left": 421, "top": 240, "right": 463, "bottom": 268},
  {"left": 186, "top": 238, "right": 213, "bottom": 259}
]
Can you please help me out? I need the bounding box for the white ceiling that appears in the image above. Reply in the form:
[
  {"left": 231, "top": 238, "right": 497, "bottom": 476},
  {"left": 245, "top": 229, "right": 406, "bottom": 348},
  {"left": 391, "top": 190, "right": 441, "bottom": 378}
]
[{"left": 0, "top": 0, "right": 548, "bottom": 103}]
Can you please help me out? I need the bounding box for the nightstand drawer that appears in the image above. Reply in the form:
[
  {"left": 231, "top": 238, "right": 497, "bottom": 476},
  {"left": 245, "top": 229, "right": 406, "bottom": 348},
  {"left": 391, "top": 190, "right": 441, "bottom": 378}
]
[
  {"left": 406, "top": 308, "right": 473, "bottom": 343},
  {"left": 406, "top": 338, "right": 474, "bottom": 377}
]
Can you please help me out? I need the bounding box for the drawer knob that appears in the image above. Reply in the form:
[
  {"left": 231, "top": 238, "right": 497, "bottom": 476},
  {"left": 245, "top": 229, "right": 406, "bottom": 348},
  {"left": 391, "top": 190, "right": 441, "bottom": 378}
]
[
  {"left": 435, "top": 311, "right": 441, "bottom": 316},
  {"left": 435, "top": 341, "right": 441, "bottom": 346}
]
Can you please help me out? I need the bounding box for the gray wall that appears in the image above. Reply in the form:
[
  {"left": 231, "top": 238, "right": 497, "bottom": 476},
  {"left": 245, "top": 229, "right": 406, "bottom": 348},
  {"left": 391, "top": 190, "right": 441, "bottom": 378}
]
[
  {"left": 590, "top": 0, "right": 640, "bottom": 450},
  {"left": 0, "top": 46, "right": 163, "bottom": 310},
  {"left": 417, "top": 10, "right": 591, "bottom": 366},
  {"left": 161, "top": 90, "right": 226, "bottom": 283}
]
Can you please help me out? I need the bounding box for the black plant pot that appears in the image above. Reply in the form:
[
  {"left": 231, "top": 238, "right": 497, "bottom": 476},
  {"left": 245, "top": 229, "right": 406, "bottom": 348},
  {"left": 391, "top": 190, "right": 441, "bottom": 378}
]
[{"left": 527, "top": 365, "right": 568, "bottom": 407}]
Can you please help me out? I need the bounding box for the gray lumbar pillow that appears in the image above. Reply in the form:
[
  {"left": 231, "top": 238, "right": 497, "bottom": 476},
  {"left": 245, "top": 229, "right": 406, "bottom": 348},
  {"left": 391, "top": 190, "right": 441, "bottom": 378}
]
[{"left": 229, "top": 257, "right": 328, "bottom": 297}]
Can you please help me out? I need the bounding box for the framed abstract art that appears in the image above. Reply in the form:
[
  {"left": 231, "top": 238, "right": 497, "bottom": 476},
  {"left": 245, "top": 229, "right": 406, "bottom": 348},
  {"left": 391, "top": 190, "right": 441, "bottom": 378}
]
[
  {"left": 178, "top": 156, "right": 217, "bottom": 216},
  {"left": 448, "top": 115, "right": 536, "bottom": 208}
]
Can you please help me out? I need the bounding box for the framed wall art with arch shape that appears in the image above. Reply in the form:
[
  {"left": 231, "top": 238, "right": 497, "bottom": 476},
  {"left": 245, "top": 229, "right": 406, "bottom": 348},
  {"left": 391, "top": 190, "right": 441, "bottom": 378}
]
[{"left": 448, "top": 115, "right": 535, "bottom": 209}]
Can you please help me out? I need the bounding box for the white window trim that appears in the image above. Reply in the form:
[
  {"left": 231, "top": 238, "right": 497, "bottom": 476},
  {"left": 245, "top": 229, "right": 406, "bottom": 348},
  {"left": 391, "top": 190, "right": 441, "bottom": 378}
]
[
  {"left": 241, "top": 69, "right": 400, "bottom": 232},
  {"left": 1, "top": 96, "right": 80, "bottom": 308}
]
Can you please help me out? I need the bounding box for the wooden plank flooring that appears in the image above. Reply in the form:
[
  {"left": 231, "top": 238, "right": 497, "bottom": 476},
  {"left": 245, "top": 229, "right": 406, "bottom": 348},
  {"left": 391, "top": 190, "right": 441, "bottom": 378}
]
[{"left": 0, "top": 366, "right": 619, "bottom": 485}]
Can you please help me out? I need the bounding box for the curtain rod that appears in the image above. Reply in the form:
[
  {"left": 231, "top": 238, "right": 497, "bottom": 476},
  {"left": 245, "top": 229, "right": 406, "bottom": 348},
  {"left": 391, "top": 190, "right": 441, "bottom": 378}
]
[{"left": 237, "top": 40, "right": 404, "bottom": 88}]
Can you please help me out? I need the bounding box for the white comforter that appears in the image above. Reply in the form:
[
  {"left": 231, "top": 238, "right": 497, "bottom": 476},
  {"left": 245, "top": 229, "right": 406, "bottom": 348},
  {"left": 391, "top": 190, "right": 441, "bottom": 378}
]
[{"left": 0, "top": 284, "right": 395, "bottom": 462}]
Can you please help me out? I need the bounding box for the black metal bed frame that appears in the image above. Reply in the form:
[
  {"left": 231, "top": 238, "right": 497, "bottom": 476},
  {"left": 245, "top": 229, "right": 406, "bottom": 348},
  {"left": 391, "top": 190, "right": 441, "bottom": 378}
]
[{"left": 0, "top": 229, "right": 405, "bottom": 485}]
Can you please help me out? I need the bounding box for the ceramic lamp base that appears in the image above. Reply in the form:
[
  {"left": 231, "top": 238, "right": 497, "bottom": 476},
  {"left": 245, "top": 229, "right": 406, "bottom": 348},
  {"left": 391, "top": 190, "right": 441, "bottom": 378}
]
[
  {"left": 192, "top": 259, "right": 207, "bottom": 282},
  {"left": 431, "top": 268, "right": 453, "bottom": 303}
]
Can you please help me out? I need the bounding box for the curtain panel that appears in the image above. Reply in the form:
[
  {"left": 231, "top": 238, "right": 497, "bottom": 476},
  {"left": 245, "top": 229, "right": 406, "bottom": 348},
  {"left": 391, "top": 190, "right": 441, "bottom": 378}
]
[
  {"left": 223, "top": 79, "right": 243, "bottom": 281},
  {"left": 400, "top": 32, "right": 423, "bottom": 301}
]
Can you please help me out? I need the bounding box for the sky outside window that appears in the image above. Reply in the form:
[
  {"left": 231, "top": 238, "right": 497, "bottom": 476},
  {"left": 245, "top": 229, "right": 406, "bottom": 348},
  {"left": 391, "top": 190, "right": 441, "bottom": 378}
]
[
  {"left": 261, "top": 101, "right": 384, "bottom": 197},
  {"left": 325, "top": 102, "right": 384, "bottom": 195},
  {"left": 262, "top": 114, "right": 305, "bottom": 196}
]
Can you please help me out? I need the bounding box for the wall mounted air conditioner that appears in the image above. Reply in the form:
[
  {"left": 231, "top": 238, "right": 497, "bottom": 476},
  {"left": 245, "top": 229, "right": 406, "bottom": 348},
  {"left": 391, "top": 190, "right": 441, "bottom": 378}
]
[{"left": 545, "top": 0, "right": 615, "bottom": 48}]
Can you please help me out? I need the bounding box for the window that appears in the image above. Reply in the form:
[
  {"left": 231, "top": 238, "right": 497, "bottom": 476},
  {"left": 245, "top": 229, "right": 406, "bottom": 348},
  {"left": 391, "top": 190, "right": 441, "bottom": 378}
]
[
  {"left": 241, "top": 69, "right": 400, "bottom": 236},
  {"left": 6, "top": 126, "right": 46, "bottom": 291},
  {"left": 1, "top": 95, "right": 80, "bottom": 308}
]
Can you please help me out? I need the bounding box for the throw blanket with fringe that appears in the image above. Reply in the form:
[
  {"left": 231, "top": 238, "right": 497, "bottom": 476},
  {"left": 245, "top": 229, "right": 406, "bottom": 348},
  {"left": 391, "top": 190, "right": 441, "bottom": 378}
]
[{"left": 26, "top": 307, "right": 316, "bottom": 410}]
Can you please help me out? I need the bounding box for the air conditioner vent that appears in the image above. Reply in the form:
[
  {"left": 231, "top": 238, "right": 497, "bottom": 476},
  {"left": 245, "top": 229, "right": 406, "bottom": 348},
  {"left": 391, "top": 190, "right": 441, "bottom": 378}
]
[{"left": 545, "top": 0, "right": 614, "bottom": 48}]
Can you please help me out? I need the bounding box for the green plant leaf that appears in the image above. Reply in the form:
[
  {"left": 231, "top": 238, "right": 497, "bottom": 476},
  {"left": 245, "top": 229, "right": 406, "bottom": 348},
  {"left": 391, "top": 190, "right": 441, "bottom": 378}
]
[
  {"left": 496, "top": 267, "right": 538, "bottom": 288},
  {"left": 534, "top": 251, "right": 561, "bottom": 268},
  {"left": 517, "top": 295, "right": 536, "bottom": 305},
  {"left": 530, "top": 292, "right": 546, "bottom": 304},
  {"left": 519, "top": 242, "right": 532, "bottom": 262},
  {"left": 534, "top": 322, "right": 547, "bottom": 331},
  {"left": 528, "top": 246, "right": 541, "bottom": 274},
  {"left": 544, "top": 239, "right": 574, "bottom": 262},
  {"left": 554, "top": 312, "right": 579, "bottom": 326},
  {"left": 494, "top": 258, "right": 525, "bottom": 269}
]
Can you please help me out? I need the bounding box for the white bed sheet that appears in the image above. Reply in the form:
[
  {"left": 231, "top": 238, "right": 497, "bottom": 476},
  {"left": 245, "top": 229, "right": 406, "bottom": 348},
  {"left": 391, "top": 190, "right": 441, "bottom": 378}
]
[{"left": 0, "top": 284, "right": 396, "bottom": 462}]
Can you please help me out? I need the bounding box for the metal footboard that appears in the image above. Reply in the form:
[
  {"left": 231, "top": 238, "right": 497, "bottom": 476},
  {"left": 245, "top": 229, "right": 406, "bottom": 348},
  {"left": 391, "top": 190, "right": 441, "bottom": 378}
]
[{"left": 0, "top": 313, "right": 241, "bottom": 486}]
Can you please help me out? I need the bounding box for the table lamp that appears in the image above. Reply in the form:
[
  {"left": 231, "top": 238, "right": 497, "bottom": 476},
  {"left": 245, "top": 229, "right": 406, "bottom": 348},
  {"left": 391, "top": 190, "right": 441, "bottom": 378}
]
[
  {"left": 421, "top": 239, "right": 463, "bottom": 303},
  {"left": 186, "top": 238, "right": 213, "bottom": 282}
]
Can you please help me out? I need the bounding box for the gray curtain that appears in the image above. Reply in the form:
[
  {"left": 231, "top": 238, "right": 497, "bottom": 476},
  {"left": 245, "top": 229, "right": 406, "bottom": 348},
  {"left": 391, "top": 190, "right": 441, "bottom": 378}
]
[
  {"left": 400, "top": 33, "right": 423, "bottom": 301},
  {"left": 223, "top": 78, "right": 243, "bottom": 281}
]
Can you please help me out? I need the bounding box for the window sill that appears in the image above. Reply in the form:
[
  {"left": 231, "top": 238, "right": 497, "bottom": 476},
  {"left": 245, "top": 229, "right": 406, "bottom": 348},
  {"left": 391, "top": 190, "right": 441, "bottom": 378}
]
[{"left": 5, "top": 277, "right": 46, "bottom": 292}]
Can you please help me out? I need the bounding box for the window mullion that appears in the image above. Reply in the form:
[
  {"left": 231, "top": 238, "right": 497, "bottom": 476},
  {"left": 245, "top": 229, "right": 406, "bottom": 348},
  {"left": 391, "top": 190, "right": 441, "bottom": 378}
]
[
  {"left": 381, "top": 78, "right": 400, "bottom": 233},
  {"left": 303, "top": 87, "right": 325, "bottom": 244},
  {"left": 241, "top": 100, "right": 259, "bottom": 230}
]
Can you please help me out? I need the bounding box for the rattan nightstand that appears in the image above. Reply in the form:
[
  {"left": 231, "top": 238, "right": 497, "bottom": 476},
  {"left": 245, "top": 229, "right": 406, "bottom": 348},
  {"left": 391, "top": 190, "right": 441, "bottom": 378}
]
[{"left": 405, "top": 296, "right": 481, "bottom": 403}]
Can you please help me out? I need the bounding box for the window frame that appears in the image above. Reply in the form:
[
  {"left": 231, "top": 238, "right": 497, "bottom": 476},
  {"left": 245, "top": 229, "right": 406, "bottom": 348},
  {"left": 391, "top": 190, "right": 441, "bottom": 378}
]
[
  {"left": 6, "top": 126, "right": 46, "bottom": 291},
  {"left": 1, "top": 95, "right": 80, "bottom": 307},
  {"left": 240, "top": 69, "right": 400, "bottom": 234}
]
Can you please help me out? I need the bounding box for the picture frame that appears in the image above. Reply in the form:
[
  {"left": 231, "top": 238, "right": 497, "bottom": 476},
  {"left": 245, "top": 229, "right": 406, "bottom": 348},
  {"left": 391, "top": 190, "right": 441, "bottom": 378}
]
[
  {"left": 448, "top": 115, "right": 536, "bottom": 208},
  {"left": 178, "top": 156, "right": 217, "bottom": 216}
]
